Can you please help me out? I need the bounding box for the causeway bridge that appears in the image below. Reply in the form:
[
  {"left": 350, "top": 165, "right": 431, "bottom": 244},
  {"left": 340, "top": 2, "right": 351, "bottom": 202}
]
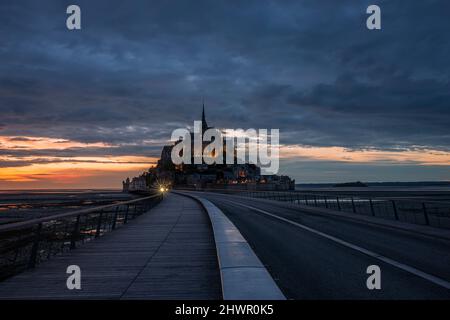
[{"left": 0, "top": 190, "right": 449, "bottom": 299}]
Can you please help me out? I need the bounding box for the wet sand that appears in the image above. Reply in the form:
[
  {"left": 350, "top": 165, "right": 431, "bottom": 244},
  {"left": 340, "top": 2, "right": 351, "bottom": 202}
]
[{"left": 0, "top": 190, "right": 136, "bottom": 224}]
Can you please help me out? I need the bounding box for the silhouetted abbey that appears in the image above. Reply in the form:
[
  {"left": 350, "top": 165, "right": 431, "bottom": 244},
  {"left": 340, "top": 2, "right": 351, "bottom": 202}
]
[{"left": 123, "top": 106, "right": 295, "bottom": 192}]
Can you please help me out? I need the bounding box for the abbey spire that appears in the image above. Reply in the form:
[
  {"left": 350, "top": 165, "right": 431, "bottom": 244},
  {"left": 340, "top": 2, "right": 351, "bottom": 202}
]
[{"left": 202, "top": 99, "right": 208, "bottom": 131}]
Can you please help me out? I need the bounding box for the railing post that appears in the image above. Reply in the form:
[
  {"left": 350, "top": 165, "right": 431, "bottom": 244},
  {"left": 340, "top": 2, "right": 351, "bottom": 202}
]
[
  {"left": 149, "top": 198, "right": 154, "bottom": 209},
  {"left": 391, "top": 200, "right": 399, "bottom": 220},
  {"left": 422, "top": 203, "right": 430, "bottom": 225},
  {"left": 351, "top": 197, "right": 356, "bottom": 213},
  {"left": 46, "top": 224, "right": 57, "bottom": 259},
  {"left": 336, "top": 197, "right": 341, "bottom": 211},
  {"left": 369, "top": 199, "right": 375, "bottom": 216},
  {"left": 324, "top": 196, "right": 328, "bottom": 208},
  {"left": 70, "top": 215, "right": 81, "bottom": 249},
  {"left": 111, "top": 206, "right": 119, "bottom": 230},
  {"left": 305, "top": 195, "right": 309, "bottom": 206},
  {"left": 124, "top": 204, "right": 130, "bottom": 224},
  {"left": 95, "top": 210, "right": 104, "bottom": 238},
  {"left": 28, "top": 223, "right": 42, "bottom": 268},
  {"left": 314, "top": 195, "right": 318, "bottom": 207}
]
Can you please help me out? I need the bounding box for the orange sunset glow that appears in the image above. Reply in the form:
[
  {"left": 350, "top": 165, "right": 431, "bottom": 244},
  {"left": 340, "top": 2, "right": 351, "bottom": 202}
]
[
  {"left": 0, "top": 136, "right": 158, "bottom": 189},
  {"left": 1, "top": 134, "right": 450, "bottom": 189}
]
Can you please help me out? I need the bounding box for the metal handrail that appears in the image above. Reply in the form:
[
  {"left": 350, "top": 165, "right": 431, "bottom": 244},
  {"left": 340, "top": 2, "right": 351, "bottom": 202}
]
[
  {"left": 0, "top": 194, "right": 160, "bottom": 232},
  {"left": 176, "top": 187, "right": 450, "bottom": 205},
  {"left": 177, "top": 187, "right": 450, "bottom": 205},
  {"left": 176, "top": 187, "right": 450, "bottom": 229}
]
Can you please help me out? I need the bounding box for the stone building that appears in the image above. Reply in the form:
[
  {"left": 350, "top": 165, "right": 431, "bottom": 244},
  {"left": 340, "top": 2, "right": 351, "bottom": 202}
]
[{"left": 123, "top": 105, "right": 295, "bottom": 192}]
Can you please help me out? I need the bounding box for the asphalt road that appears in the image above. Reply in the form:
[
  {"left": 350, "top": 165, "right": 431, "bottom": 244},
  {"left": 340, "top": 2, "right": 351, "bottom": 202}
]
[{"left": 200, "top": 192, "right": 450, "bottom": 299}]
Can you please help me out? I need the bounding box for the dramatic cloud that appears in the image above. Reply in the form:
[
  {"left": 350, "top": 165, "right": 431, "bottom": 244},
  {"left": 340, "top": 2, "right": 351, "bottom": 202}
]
[{"left": 0, "top": 0, "right": 449, "bottom": 186}]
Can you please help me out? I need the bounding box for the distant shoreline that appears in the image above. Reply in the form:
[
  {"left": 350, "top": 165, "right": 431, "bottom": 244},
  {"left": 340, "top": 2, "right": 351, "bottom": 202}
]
[
  {"left": 296, "top": 181, "right": 450, "bottom": 188},
  {"left": 0, "top": 188, "right": 121, "bottom": 193}
]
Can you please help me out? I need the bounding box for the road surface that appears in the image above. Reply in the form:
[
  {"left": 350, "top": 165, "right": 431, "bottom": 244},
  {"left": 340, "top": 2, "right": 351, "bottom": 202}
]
[{"left": 198, "top": 192, "right": 450, "bottom": 299}]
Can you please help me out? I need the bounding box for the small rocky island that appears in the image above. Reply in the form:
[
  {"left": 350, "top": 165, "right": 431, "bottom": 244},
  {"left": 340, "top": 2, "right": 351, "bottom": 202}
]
[{"left": 333, "top": 181, "right": 368, "bottom": 188}]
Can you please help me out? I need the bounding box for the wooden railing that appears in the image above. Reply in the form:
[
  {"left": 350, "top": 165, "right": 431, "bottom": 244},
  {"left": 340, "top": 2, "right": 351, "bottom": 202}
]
[{"left": 0, "top": 193, "right": 162, "bottom": 280}]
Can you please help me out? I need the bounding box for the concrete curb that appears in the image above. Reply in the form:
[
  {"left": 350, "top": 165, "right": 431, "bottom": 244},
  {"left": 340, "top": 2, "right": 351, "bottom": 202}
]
[{"left": 174, "top": 191, "right": 286, "bottom": 300}]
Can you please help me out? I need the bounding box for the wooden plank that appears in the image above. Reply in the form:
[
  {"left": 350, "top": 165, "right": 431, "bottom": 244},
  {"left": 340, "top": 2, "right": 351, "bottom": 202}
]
[{"left": 0, "top": 194, "right": 222, "bottom": 300}]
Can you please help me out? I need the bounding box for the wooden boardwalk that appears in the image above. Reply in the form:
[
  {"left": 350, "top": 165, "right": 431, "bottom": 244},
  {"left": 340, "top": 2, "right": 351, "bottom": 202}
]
[{"left": 0, "top": 193, "right": 222, "bottom": 299}]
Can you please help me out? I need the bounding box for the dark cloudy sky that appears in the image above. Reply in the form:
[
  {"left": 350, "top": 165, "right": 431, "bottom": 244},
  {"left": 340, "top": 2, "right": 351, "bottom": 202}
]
[{"left": 1, "top": 0, "right": 449, "bottom": 188}]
